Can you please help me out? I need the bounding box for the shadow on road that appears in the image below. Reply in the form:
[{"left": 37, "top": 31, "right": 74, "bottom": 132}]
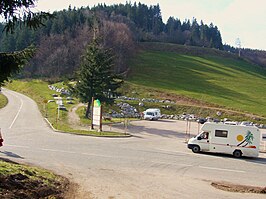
[
  {"left": 151, "top": 120, "right": 176, "bottom": 123},
  {"left": 199, "top": 151, "right": 266, "bottom": 165},
  {"left": 110, "top": 121, "right": 194, "bottom": 139},
  {"left": 0, "top": 151, "right": 24, "bottom": 159},
  {"left": 128, "top": 125, "right": 192, "bottom": 139},
  {"left": 242, "top": 157, "right": 266, "bottom": 165}
]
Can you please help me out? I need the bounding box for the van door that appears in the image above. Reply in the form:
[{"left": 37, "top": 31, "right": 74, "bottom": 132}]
[
  {"left": 197, "top": 132, "right": 210, "bottom": 151},
  {"left": 209, "top": 129, "right": 229, "bottom": 153}
]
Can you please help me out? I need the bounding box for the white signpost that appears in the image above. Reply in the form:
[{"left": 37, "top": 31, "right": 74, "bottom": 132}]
[
  {"left": 55, "top": 97, "right": 63, "bottom": 119},
  {"left": 92, "top": 99, "right": 102, "bottom": 131}
]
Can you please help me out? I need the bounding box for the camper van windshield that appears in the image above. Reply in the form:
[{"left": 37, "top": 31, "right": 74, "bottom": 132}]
[
  {"left": 146, "top": 112, "right": 154, "bottom": 116},
  {"left": 200, "top": 132, "right": 209, "bottom": 139}
]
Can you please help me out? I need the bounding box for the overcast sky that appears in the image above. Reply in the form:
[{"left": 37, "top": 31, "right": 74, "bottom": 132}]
[{"left": 35, "top": 0, "right": 266, "bottom": 50}]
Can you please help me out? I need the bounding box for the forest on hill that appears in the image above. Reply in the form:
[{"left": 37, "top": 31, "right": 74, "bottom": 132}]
[
  {"left": 0, "top": 2, "right": 265, "bottom": 79},
  {"left": 0, "top": 2, "right": 225, "bottom": 78}
]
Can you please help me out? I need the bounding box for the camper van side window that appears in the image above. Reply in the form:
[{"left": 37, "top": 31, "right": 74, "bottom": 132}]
[{"left": 215, "top": 130, "right": 228, "bottom": 138}]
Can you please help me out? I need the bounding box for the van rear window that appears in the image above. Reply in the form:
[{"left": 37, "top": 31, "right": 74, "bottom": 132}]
[{"left": 215, "top": 130, "right": 228, "bottom": 138}]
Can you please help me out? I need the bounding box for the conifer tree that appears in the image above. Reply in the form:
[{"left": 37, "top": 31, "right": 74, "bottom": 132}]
[
  {"left": 72, "top": 40, "right": 123, "bottom": 118},
  {"left": 0, "top": 47, "right": 35, "bottom": 87},
  {"left": 0, "top": 0, "right": 52, "bottom": 87}
]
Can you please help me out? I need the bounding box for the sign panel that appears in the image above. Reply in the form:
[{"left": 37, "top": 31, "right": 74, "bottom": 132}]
[
  {"left": 55, "top": 97, "right": 63, "bottom": 105},
  {"left": 92, "top": 99, "right": 101, "bottom": 126}
]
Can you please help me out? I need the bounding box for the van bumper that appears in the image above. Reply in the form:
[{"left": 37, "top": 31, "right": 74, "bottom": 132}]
[{"left": 187, "top": 144, "right": 195, "bottom": 149}]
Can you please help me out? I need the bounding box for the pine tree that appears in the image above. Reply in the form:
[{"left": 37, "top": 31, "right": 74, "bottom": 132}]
[
  {"left": 0, "top": 46, "right": 35, "bottom": 87},
  {"left": 0, "top": 0, "right": 52, "bottom": 87},
  {"left": 72, "top": 40, "right": 123, "bottom": 118}
]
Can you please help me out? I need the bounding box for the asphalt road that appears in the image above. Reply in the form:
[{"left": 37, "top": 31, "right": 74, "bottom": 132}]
[{"left": 0, "top": 89, "right": 265, "bottom": 199}]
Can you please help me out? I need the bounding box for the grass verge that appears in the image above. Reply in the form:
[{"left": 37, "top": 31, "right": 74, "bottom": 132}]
[
  {"left": 0, "top": 93, "right": 8, "bottom": 109},
  {"left": 0, "top": 158, "right": 69, "bottom": 198}
]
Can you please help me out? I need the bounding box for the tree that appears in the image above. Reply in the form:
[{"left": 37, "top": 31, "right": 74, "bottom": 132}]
[
  {"left": 0, "top": 47, "right": 35, "bottom": 87},
  {"left": 0, "top": 0, "right": 52, "bottom": 87},
  {"left": 72, "top": 40, "right": 123, "bottom": 118},
  {"left": 190, "top": 18, "right": 200, "bottom": 46},
  {"left": 0, "top": 0, "right": 52, "bottom": 33}
]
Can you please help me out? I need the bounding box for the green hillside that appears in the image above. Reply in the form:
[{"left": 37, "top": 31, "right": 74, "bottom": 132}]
[{"left": 128, "top": 49, "right": 266, "bottom": 118}]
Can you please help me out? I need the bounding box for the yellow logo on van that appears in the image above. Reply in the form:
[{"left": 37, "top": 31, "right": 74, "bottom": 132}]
[{"left": 237, "top": 135, "right": 244, "bottom": 142}]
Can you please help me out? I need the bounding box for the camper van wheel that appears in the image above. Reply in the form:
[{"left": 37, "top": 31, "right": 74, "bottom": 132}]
[
  {"left": 192, "top": 145, "right": 200, "bottom": 153},
  {"left": 233, "top": 150, "right": 242, "bottom": 158}
]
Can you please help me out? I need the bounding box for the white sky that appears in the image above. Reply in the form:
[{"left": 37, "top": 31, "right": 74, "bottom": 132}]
[{"left": 35, "top": 0, "right": 266, "bottom": 50}]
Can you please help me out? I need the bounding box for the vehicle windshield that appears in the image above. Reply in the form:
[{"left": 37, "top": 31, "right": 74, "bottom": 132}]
[
  {"left": 199, "top": 131, "right": 209, "bottom": 139},
  {"left": 146, "top": 112, "right": 154, "bottom": 116}
]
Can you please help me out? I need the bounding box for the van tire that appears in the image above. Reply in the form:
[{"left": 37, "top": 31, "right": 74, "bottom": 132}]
[
  {"left": 233, "top": 150, "right": 242, "bottom": 158},
  {"left": 192, "top": 145, "right": 200, "bottom": 153}
]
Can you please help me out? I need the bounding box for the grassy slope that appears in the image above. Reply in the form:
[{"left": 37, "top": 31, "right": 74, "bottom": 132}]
[
  {"left": 0, "top": 159, "right": 67, "bottom": 198},
  {"left": 0, "top": 93, "right": 8, "bottom": 109},
  {"left": 128, "top": 50, "right": 266, "bottom": 117}
]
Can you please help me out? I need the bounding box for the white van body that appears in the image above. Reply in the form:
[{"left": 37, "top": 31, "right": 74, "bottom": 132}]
[
  {"left": 188, "top": 122, "right": 260, "bottom": 158},
  {"left": 143, "top": 108, "right": 161, "bottom": 120}
]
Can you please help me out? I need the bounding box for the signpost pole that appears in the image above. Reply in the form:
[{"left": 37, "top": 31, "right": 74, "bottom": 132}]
[
  {"left": 100, "top": 105, "right": 103, "bottom": 132},
  {"left": 57, "top": 103, "right": 60, "bottom": 119},
  {"left": 91, "top": 97, "right": 94, "bottom": 130}
]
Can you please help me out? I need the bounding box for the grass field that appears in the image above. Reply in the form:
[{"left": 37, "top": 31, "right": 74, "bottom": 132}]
[{"left": 128, "top": 51, "right": 266, "bottom": 117}]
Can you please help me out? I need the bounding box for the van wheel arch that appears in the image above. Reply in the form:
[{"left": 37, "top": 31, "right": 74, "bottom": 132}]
[
  {"left": 192, "top": 145, "right": 201, "bottom": 153},
  {"left": 233, "top": 150, "right": 242, "bottom": 158}
]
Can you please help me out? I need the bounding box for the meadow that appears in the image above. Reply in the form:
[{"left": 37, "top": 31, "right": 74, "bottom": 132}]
[{"left": 128, "top": 51, "right": 266, "bottom": 117}]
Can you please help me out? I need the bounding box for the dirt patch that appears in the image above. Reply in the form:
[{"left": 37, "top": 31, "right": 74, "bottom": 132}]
[
  {"left": 0, "top": 173, "right": 70, "bottom": 199},
  {"left": 0, "top": 158, "right": 77, "bottom": 199},
  {"left": 211, "top": 181, "right": 266, "bottom": 194}
]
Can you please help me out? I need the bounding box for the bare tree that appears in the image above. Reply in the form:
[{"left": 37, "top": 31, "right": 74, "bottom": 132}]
[{"left": 101, "top": 20, "right": 135, "bottom": 73}]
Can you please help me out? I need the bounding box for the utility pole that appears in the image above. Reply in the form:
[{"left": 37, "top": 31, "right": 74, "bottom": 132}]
[{"left": 235, "top": 38, "right": 241, "bottom": 57}]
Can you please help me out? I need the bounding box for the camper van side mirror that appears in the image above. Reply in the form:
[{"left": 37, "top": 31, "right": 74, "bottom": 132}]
[{"left": 197, "top": 137, "right": 202, "bottom": 140}]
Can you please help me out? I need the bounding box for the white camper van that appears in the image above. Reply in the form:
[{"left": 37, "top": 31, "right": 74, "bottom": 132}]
[
  {"left": 143, "top": 108, "right": 161, "bottom": 120},
  {"left": 188, "top": 122, "right": 260, "bottom": 158}
]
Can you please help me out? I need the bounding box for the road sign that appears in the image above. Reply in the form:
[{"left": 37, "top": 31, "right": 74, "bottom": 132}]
[{"left": 92, "top": 99, "right": 102, "bottom": 130}]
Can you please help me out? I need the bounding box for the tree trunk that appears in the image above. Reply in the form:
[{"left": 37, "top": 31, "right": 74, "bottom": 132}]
[{"left": 85, "top": 101, "right": 91, "bottom": 118}]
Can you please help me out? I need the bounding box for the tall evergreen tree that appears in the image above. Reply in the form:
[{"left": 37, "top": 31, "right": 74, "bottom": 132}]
[
  {"left": 191, "top": 18, "right": 200, "bottom": 46},
  {"left": 0, "top": 0, "right": 52, "bottom": 87},
  {"left": 72, "top": 40, "right": 123, "bottom": 118}
]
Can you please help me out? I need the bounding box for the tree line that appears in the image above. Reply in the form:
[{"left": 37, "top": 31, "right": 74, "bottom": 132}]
[
  {"left": 0, "top": 3, "right": 224, "bottom": 51},
  {"left": 92, "top": 2, "right": 223, "bottom": 49}
]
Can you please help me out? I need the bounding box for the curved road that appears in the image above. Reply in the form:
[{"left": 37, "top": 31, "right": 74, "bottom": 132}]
[{"left": 0, "top": 89, "right": 265, "bottom": 199}]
